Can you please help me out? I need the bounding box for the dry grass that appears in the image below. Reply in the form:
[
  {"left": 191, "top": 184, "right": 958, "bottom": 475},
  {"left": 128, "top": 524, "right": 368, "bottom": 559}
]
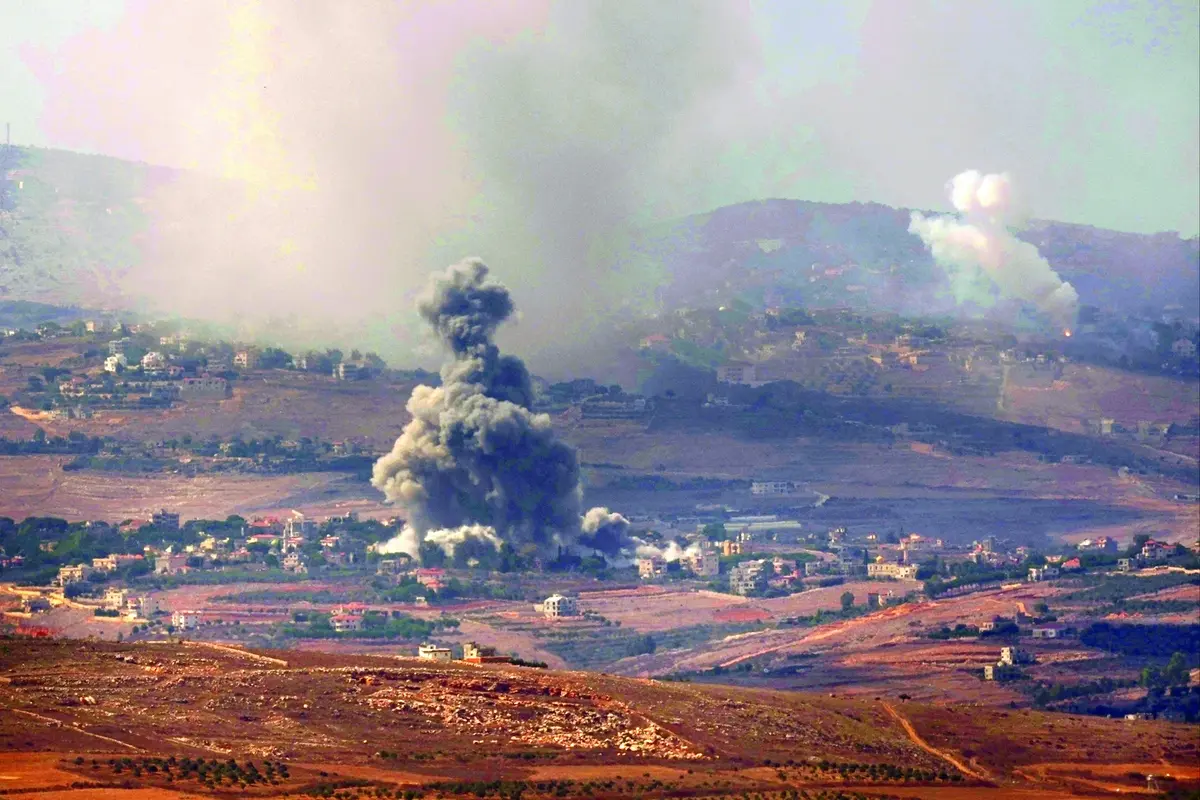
[
  {"left": 1, "top": 639, "right": 1197, "bottom": 798},
  {"left": 0, "top": 454, "right": 387, "bottom": 521},
  {"left": 1002, "top": 362, "right": 1200, "bottom": 431},
  {"left": 578, "top": 588, "right": 748, "bottom": 632}
]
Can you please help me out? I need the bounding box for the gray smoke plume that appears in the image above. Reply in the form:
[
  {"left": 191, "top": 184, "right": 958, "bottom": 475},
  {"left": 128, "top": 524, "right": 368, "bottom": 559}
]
[
  {"left": 372, "top": 259, "right": 628, "bottom": 561},
  {"left": 579, "top": 507, "right": 631, "bottom": 555},
  {"left": 909, "top": 170, "right": 1080, "bottom": 327}
]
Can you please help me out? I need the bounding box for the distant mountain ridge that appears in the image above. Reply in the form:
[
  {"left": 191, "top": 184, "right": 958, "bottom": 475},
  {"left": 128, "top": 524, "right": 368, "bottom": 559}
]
[{"left": 3, "top": 147, "right": 1198, "bottom": 320}]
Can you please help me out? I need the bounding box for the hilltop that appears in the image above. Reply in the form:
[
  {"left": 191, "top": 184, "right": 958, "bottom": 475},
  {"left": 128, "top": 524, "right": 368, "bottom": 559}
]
[
  {"left": 1, "top": 638, "right": 1197, "bottom": 799},
  {"left": 2, "top": 146, "right": 1198, "bottom": 321}
]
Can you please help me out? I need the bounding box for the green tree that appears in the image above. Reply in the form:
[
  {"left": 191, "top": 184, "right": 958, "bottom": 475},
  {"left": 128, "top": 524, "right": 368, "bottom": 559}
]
[
  {"left": 1163, "top": 651, "right": 1189, "bottom": 686},
  {"left": 257, "top": 348, "right": 291, "bottom": 369},
  {"left": 840, "top": 591, "right": 855, "bottom": 611}
]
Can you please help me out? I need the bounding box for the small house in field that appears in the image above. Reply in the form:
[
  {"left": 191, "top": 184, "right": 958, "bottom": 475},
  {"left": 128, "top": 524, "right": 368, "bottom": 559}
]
[
  {"left": 1031, "top": 624, "right": 1065, "bottom": 639},
  {"left": 462, "top": 642, "right": 511, "bottom": 664},
  {"left": 417, "top": 644, "right": 453, "bottom": 661}
]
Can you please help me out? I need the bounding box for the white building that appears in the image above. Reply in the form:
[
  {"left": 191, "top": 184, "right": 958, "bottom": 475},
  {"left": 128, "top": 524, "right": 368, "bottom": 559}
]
[
  {"left": 172, "top": 610, "right": 200, "bottom": 631},
  {"left": 140, "top": 351, "right": 167, "bottom": 371},
  {"left": 127, "top": 595, "right": 159, "bottom": 619},
  {"left": 233, "top": 349, "right": 259, "bottom": 369},
  {"left": 331, "top": 614, "right": 363, "bottom": 633},
  {"left": 999, "top": 647, "right": 1033, "bottom": 666},
  {"left": 867, "top": 562, "right": 919, "bottom": 580},
  {"left": 541, "top": 594, "right": 578, "bottom": 619},
  {"left": 417, "top": 644, "right": 453, "bottom": 661},
  {"left": 103, "top": 587, "right": 129, "bottom": 610},
  {"left": 104, "top": 354, "right": 128, "bottom": 373},
  {"left": 637, "top": 556, "right": 665, "bottom": 579},
  {"left": 284, "top": 515, "right": 318, "bottom": 539},
  {"left": 1027, "top": 566, "right": 1060, "bottom": 582},
  {"left": 282, "top": 552, "right": 308, "bottom": 574},
  {"left": 685, "top": 549, "right": 720, "bottom": 577},
  {"left": 728, "top": 560, "right": 768, "bottom": 596},
  {"left": 751, "top": 480, "right": 794, "bottom": 496},
  {"left": 1031, "top": 625, "right": 1063, "bottom": 639},
  {"left": 56, "top": 564, "right": 91, "bottom": 586},
  {"left": 91, "top": 556, "right": 119, "bottom": 573}
]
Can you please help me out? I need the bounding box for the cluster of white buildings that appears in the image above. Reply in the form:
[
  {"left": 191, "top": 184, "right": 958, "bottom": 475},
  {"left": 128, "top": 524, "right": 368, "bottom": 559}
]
[
  {"left": 636, "top": 548, "right": 720, "bottom": 581},
  {"left": 101, "top": 587, "right": 160, "bottom": 620}
]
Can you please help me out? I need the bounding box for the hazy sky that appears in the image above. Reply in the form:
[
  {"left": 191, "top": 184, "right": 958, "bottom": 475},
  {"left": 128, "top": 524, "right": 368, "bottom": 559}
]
[{"left": 3, "top": 0, "right": 1196, "bottom": 236}]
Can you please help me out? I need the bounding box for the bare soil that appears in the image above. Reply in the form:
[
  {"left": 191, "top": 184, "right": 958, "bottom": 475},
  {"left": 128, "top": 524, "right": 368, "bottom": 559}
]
[{"left": 1, "top": 640, "right": 1196, "bottom": 799}]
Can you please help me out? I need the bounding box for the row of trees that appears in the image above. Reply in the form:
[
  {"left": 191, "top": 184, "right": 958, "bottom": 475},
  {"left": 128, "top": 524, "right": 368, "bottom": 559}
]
[
  {"left": 1081, "top": 622, "right": 1200, "bottom": 659},
  {"left": 281, "top": 610, "right": 458, "bottom": 641},
  {"left": 0, "top": 429, "right": 105, "bottom": 455}
]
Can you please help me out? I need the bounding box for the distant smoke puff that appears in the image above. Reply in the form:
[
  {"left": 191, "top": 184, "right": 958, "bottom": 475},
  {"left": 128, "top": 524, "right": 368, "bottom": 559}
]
[
  {"left": 911, "top": 170, "right": 1079, "bottom": 326},
  {"left": 372, "top": 259, "right": 630, "bottom": 561}
]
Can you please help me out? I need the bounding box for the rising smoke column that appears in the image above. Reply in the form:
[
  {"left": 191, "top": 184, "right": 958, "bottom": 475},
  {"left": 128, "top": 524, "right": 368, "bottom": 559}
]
[
  {"left": 579, "top": 507, "right": 632, "bottom": 555},
  {"left": 909, "top": 170, "right": 1079, "bottom": 326},
  {"left": 372, "top": 259, "right": 627, "bottom": 561}
]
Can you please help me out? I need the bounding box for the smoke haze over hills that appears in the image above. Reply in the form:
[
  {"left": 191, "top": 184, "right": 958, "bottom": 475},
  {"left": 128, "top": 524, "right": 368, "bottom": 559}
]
[{"left": 2, "top": 0, "right": 1197, "bottom": 370}]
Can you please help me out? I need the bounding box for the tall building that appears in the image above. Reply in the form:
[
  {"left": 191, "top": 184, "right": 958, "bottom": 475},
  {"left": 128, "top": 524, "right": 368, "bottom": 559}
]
[
  {"left": 152, "top": 509, "right": 181, "bottom": 530},
  {"left": 729, "top": 560, "right": 767, "bottom": 596}
]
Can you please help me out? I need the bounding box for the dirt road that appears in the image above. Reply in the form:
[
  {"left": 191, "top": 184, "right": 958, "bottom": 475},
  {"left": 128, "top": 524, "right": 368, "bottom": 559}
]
[
  {"left": 882, "top": 702, "right": 992, "bottom": 782},
  {"left": 9, "top": 708, "right": 143, "bottom": 752}
]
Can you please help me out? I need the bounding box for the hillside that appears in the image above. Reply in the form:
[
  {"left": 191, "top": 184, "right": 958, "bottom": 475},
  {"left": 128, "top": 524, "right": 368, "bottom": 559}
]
[
  {"left": 1, "top": 638, "right": 1197, "bottom": 799},
  {"left": 640, "top": 198, "right": 1200, "bottom": 319},
  {"left": 0, "top": 146, "right": 176, "bottom": 304},
  {"left": 3, "top": 146, "right": 1198, "bottom": 322}
]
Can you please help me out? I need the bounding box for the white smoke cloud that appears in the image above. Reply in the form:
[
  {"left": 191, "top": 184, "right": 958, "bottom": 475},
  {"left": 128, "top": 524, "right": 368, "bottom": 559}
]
[
  {"left": 425, "top": 524, "right": 504, "bottom": 557},
  {"left": 909, "top": 170, "right": 1080, "bottom": 326},
  {"left": 633, "top": 539, "right": 701, "bottom": 563},
  {"left": 376, "top": 525, "right": 422, "bottom": 559}
]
